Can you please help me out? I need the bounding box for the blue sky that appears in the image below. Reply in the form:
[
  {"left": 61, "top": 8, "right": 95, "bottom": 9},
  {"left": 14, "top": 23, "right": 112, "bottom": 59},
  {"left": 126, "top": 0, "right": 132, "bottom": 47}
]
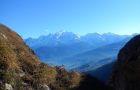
[{"left": 0, "top": 0, "right": 140, "bottom": 38}]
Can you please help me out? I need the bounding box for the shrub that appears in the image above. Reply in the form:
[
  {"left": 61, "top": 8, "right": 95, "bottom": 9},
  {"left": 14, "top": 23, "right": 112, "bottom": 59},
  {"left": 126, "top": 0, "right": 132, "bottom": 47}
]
[
  {"left": 69, "top": 71, "right": 81, "bottom": 88},
  {"left": 32, "top": 63, "right": 57, "bottom": 89}
]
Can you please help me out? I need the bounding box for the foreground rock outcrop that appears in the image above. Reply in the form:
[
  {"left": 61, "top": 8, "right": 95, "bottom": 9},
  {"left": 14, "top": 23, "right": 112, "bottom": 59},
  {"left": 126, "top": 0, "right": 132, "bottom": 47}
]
[
  {"left": 109, "top": 35, "right": 140, "bottom": 90},
  {"left": 0, "top": 24, "right": 112, "bottom": 90}
]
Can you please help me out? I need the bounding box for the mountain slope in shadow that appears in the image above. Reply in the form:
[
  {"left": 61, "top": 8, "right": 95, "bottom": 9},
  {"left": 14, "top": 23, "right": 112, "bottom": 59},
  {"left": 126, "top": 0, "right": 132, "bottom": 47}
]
[
  {"left": 87, "top": 61, "right": 115, "bottom": 82},
  {"left": 109, "top": 35, "right": 140, "bottom": 90}
]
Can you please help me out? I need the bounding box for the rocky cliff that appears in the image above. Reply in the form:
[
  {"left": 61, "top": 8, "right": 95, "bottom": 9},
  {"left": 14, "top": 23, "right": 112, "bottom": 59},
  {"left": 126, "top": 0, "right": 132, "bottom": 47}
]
[{"left": 109, "top": 35, "right": 140, "bottom": 90}]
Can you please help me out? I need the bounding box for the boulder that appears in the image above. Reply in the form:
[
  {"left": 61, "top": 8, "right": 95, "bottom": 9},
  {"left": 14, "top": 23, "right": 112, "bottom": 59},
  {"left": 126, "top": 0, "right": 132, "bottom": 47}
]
[{"left": 5, "top": 83, "right": 13, "bottom": 90}]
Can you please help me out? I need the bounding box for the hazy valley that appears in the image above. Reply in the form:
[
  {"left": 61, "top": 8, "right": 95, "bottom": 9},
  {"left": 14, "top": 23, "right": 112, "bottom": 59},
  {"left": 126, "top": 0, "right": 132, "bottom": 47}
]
[{"left": 25, "top": 32, "right": 132, "bottom": 73}]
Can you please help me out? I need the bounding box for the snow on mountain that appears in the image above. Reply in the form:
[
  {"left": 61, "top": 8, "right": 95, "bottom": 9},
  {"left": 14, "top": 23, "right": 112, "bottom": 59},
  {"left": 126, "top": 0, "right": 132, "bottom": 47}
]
[
  {"left": 25, "top": 31, "right": 80, "bottom": 47},
  {"left": 25, "top": 32, "right": 130, "bottom": 48},
  {"left": 25, "top": 32, "right": 131, "bottom": 69}
]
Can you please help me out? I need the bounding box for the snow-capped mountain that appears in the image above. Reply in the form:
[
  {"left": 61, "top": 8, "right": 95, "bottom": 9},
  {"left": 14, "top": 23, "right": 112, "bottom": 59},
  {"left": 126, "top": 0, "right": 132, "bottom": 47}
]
[
  {"left": 25, "top": 32, "right": 129, "bottom": 48},
  {"left": 25, "top": 32, "right": 132, "bottom": 70},
  {"left": 25, "top": 31, "right": 80, "bottom": 47},
  {"left": 80, "top": 32, "right": 129, "bottom": 46}
]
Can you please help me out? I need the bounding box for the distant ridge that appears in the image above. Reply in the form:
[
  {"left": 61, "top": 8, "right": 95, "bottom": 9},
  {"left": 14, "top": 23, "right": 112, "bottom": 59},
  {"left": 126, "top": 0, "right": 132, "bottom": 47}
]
[{"left": 25, "top": 31, "right": 131, "bottom": 62}]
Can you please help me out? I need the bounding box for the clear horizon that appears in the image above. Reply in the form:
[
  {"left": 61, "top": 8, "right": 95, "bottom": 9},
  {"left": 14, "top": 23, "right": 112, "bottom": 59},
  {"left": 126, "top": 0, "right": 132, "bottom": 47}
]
[{"left": 1, "top": 0, "right": 140, "bottom": 38}]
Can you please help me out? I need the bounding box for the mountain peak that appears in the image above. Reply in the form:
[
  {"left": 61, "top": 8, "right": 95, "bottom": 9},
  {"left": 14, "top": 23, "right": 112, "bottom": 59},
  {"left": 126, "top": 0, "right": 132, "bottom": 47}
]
[{"left": 102, "top": 32, "right": 118, "bottom": 36}]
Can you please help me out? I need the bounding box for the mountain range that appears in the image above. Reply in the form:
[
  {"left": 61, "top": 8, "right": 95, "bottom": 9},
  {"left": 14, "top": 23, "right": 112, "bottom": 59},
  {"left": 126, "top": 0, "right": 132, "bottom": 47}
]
[
  {"left": 26, "top": 32, "right": 130, "bottom": 47},
  {"left": 25, "top": 32, "right": 132, "bottom": 71}
]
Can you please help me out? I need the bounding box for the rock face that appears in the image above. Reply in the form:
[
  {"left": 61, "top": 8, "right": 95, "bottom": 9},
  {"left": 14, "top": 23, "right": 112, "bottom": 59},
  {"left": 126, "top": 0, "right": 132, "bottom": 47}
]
[{"left": 109, "top": 35, "right": 140, "bottom": 90}]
